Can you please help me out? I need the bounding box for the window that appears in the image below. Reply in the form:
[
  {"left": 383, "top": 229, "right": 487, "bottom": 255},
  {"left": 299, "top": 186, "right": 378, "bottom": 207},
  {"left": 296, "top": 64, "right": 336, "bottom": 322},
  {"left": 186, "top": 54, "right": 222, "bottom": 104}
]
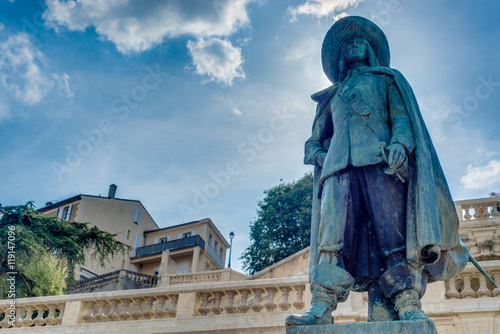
[
  {"left": 133, "top": 209, "right": 141, "bottom": 224},
  {"left": 219, "top": 248, "right": 223, "bottom": 260},
  {"left": 121, "top": 260, "right": 125, "bottom": 269},
  {"left": 62, "top": 204, "right": 72, "bottom": 221},
  {"left": 133, "top": 235, "right": 143, "bottom": 257},
  {"left": 214, "top": 241, "right": 218, "bottom": 253},
  {"left": 160, "top": 236, "right": 171, "bottom": 243},
  {"left": 183, "top": 232, "right": 191, "bottom": 238},
  {"left": 208, "top": 235, "right": 213, "bottom": 248},
  {"left": 126, "top": 229, "right": 131, "bottom": 240}
]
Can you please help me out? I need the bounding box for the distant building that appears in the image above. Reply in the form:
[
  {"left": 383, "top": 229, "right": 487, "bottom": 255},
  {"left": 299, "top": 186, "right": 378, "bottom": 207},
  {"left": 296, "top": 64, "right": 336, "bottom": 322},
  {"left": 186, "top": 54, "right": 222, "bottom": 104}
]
[
  {"left": 132, "top": 218, "right": 230, "bottom": 277},
  {"left": 38, "top": 184, "right": 230, "bottom": 281}
]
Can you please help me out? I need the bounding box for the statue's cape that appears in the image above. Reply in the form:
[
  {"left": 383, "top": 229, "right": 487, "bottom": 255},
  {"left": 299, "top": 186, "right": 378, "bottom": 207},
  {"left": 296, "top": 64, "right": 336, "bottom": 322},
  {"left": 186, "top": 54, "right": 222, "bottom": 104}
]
[{"left": 309, "top": 66, "right": 469, "bottom": 282}]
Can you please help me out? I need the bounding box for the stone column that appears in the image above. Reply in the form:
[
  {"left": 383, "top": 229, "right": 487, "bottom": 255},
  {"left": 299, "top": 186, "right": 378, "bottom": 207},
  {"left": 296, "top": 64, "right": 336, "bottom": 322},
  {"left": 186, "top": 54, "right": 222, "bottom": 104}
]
[
  {"left": 191, "top": 246, "right": 201, "bottom": 273},
  {"left": 160, "top": 250, "right": 171, "bottom": 287}
]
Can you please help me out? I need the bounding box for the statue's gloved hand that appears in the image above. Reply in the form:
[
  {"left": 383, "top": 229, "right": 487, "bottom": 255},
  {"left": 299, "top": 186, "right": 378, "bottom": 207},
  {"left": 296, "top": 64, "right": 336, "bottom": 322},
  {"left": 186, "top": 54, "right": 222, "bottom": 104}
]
[
  {"left": 315, "top": 151, "right": 327, "bottom": 168},
  {"left": 386, "top": 143, "right": 406, "bottom": 169}
]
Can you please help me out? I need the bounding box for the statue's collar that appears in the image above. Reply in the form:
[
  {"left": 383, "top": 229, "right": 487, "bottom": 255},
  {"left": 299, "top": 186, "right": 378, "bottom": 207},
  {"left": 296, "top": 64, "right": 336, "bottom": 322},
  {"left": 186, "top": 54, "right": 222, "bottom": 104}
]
[{"left": 346, "top": 65, "right": 370, "bottom": 79}]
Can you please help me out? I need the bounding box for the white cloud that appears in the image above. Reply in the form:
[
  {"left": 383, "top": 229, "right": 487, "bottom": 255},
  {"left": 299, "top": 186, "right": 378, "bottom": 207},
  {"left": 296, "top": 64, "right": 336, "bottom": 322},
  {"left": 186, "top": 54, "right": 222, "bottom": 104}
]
[
  {"left": 0, "top": 23, "right": 4, "bottom": 31},
  {"left": 0, "top": 33, "right": 54, "bottom": 105},
  {"left": 187, "top": 37, "right": 245, "bottom": 85},
  {"left": 460, "top": 160, "right": 500, "bottom": 190},
  {"left": 43, "top": 0, "right": 251, "bottom": 53},
  {"left": 288, "top": 0, "right": 364, "bottom": 21},
  {"left": 231, "top": 107, "right": 242, "bottom": 116},
  {"left": 53, "top": 72, "right": 74, "bottom": 99}
]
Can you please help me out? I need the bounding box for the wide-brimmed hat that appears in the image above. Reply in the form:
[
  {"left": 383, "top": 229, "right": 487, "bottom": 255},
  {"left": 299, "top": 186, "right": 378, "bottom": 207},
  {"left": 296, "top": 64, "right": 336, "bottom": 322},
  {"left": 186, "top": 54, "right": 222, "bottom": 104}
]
[{"left": 322, "top": 16, "right": 390, "bottom": 83}]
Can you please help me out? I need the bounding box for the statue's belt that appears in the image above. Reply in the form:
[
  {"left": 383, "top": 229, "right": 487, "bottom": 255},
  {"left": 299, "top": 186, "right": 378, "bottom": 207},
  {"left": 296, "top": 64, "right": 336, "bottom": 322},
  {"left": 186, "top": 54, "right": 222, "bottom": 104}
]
[{"left": 340, "top": 86, "right": 389, "bottom": 141}]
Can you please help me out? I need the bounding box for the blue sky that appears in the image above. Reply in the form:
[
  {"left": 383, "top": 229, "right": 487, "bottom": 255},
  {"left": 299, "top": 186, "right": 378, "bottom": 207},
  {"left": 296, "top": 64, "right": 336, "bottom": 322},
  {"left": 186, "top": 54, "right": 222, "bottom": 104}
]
[{"left": 1, "top": 0, "right": 500, "bottom": 273}]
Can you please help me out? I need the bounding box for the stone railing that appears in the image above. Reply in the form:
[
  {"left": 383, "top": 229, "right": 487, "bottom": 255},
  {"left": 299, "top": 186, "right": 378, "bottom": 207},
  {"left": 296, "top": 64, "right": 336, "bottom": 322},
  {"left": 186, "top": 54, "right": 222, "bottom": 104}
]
[
  {"left": 66, "top": 270, "right": 158, "bottom": 294},
  {"left": 445, "top": 261, "right": 500, "bottom": 299},
  {"left": 165, "top": 268, "right": 247, "bottom": 285},
  {"left": 169, "top": 272, "right": 222, "bottom": 285},
  {"left": 0, "top": 276, "right": 309, "bottom": 332},
  {"left": 455, "top": 197, "right": 500, "bottom": 221}
]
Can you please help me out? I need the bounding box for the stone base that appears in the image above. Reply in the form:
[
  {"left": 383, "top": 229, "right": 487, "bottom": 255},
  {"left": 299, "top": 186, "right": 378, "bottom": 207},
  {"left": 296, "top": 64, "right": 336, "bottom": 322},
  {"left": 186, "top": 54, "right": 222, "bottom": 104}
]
[{"left": 286, "top": 319, "right": 437, "bottom": 334}]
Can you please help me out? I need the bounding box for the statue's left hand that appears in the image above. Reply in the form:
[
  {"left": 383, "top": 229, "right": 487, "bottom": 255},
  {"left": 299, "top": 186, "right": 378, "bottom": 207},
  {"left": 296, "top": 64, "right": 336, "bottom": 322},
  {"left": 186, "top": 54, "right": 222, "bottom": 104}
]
[{"left": 386, "top": 143, "right": 406, "bottom": 169}]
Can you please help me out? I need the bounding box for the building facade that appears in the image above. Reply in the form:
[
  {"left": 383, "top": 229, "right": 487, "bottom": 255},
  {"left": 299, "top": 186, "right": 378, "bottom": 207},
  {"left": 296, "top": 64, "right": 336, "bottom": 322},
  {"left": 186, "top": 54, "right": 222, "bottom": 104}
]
[{"left": 38, "top": 185, "right": 230, "bottom": 281}]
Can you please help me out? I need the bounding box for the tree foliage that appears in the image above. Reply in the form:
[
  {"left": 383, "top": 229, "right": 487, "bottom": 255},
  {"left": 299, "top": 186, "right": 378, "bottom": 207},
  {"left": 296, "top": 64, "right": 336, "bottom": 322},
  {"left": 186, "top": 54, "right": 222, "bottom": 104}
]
[
  {"left": 0, "top": 202, "right": 130, "bottom": 298},
  {"left": 240, "top": 173, "right": 313, "bottom": 275}
]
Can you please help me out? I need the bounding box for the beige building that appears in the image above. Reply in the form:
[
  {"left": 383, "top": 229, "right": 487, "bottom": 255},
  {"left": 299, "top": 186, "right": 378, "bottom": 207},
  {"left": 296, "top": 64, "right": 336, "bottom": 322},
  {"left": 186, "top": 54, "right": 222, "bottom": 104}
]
[
  {"left": 132, "top": 218, "right": 230, "bottom": 277},
  {"left": 4, "top": 196, "right": 499, "bottom": 333},
  {"left": 38, "top": 185, "right": 230, "bottom": 282}
]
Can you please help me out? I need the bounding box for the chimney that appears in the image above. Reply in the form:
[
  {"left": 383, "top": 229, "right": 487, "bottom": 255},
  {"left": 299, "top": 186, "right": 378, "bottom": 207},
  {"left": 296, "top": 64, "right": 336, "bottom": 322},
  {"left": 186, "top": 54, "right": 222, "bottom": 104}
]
[
  {"left": 45, "top": 201, "right": 53, "bottom": 207},
  {"left": 108, "top": 184, "right": 117, "bottom": 199}
]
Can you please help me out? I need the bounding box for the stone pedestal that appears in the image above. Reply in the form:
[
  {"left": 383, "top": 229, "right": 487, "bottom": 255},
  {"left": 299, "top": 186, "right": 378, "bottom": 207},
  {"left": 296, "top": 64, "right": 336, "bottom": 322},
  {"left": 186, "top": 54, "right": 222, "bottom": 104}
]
[{"left": 286, "top": 319, "right": 437, "bottom": 334}]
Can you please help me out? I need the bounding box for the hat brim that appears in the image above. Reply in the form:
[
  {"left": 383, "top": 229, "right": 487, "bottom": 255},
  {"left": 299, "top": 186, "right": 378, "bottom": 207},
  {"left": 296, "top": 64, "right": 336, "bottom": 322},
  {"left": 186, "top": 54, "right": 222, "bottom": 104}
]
[{"left": 322, "top": 16, "right": 390, "bottom": 83}]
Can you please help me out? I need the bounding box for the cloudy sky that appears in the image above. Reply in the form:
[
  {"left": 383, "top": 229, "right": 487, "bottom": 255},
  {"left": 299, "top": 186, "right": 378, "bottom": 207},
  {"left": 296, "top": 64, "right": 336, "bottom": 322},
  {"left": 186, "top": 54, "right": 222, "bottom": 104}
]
[{"left": 1, "top": 0, "right": 500, "bottom": 273}]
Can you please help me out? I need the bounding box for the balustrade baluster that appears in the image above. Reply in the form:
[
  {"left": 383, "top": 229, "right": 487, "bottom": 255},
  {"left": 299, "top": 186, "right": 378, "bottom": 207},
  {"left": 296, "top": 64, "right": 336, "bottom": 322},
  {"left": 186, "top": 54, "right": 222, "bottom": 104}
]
[
  {"left": 142, "top": 296, "right": 156, "bottom": 319},
  {"left": 117, "top": 298, "right": 132, "bottom": 321},
  {"left": 445, "top": 277, "right": 460, "bottom": 299},
  {"left": 167, "top": 294, "right": 178, "bottom": 318},
  {"left": 198, "top": 292, "right": 211, "bottom": 316},
  {"left": 154, "top": 296, "right": 168, "bottom": 318},
  {"left": 13, "top": 307, "right": 23, "bottom": 327},
  {"left": 473, "top": 205, "right": 482, "bottom": 219},
  {"left": 492, "top": 271, "right": 500, "bottom": 297},
  {"left": 483, "top": 204, "right": 493, "bottom": 218},
  {"left": 33, "top": 304, "right": 46, "bottom": 326},
  {"left": 477, "top": 275, "right": 492, "bottom": 297},
  {"left": 279, "top": 286, "right": 292, "bottom": 311},
  {"left": 45, "top": 304, "right": 58, "bottom": 325},
  {"left": 250, "top": 288, "right": 263, "bottom": 312},
  {"left": 224, "top": 290, "right": 237, "bottom": 314},
  {"left": 211, "top": 291, "right": 225, "bottom": 315},
  {"left": 293, "top": 285, "right": 306, "bottom": 310},
  {"left": 461, "top": 273, "right": 476, "bottom": 299},
  {"left": 55, "top": 304, "right": 65, "bottom": 325},
  {"left": 264, "top": 287, "right": 278, "bottom": 312},
  {"left": 492, "top": 204, "right": 500, "bottom": 217},
  {"left": 105, "top": 299, "right": 119, "bottom": 321},
  {"left": 94, "top": 300, "right": 108, "bottom": 322},
  {"left": 130, "top": 297, "right": 145, "bottom": 320},
  {"left": 0, "top": 308, "right": 10, "bottom": 328},
  {"left": 463, "top": 206, "right": 471, "bottom": 220},
  {"left": 82, "top": 301, "right": 96, "bottom": 323},
  {"left": 22, "top": 305, "right": 35, "bottom": 326},
  {"left": 236, "top": 289, "right": 250, "bottom": 313}
]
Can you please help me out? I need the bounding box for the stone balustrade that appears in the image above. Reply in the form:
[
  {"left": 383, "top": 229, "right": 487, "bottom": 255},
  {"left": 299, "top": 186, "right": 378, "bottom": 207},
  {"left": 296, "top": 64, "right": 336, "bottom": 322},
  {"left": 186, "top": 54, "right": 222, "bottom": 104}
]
[
  {"left": 445, "top": 261, "right": 500, "bottom": 299},
  {"left": 455, "top": 197, "right": 500, "bottom": 221},
  {"left": 0, "top": 276, "right": 309, "bottom": 332},
  {"left": 66, "top": 269, "right": 159, "bottom": 294},
  {"left": 169, "top": 272, "right": 222, "bottom": 284}
]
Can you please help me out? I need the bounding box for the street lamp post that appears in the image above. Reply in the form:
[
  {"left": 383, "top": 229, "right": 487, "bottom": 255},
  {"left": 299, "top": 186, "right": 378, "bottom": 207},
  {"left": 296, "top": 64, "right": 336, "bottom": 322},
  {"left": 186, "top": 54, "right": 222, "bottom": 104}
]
[{"left": 228, "top": 231, "right": 235, "bottom": 268}]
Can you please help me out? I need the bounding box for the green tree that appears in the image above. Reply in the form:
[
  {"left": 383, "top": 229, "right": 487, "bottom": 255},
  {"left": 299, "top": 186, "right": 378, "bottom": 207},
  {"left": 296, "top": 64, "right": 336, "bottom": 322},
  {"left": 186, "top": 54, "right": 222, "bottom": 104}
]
[
  {"left": 240, "top": 173, "right": 313, "bottom": 275},
  {"left": 0, "top": 202, "right": 130, "bottom": 298}
]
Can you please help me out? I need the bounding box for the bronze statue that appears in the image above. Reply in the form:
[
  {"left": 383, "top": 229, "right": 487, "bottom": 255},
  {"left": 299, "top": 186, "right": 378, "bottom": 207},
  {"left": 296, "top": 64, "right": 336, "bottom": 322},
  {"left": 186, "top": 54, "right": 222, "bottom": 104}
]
[{"left": 286, "top": 16, "right": 469, "bottom": 326}]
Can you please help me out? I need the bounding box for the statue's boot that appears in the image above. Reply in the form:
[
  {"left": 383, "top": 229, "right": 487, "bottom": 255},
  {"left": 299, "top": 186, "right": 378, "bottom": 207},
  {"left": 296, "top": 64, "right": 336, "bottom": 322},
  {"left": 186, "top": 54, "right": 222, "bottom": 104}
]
[
  {"left": 379, "top": 262, "right": 429, "bottom": 321},
  {"left": 285, "top": 261, "right": 354, "bottom": 327},
  {"left": 285, "top": 285, "right": 336, "bottom": 326},
  {"left": 393, "top": 289, "right": 428, "bottom": 321}
]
